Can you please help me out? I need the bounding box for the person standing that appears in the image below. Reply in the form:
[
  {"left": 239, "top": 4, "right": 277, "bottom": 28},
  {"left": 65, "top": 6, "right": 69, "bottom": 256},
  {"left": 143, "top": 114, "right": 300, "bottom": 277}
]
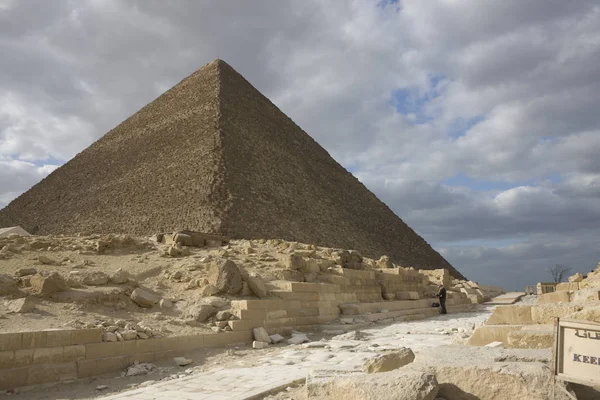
[{"left": 437, "top": 284, "right": 447, "bottom": 314}]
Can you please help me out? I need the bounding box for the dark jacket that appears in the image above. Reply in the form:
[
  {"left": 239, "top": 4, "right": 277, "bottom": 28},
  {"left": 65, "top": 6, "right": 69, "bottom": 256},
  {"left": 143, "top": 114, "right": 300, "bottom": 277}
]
[{"left": 437, "top": 287, "right": 447, "bottom": 300}]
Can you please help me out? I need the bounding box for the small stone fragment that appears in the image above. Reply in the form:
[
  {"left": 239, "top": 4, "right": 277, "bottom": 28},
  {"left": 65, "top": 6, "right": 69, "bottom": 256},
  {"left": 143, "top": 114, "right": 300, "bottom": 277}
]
[
  {"left": 215, "top": 310, "right": 232, "bottom": 321},
  {"left": 5, "top": 297, "right": 35, "bottom": 313},
  {"left": 253, "top": 341, "right": 269, "bottom": 349},
  {"left": 173, "top": 357, "right": 193, "bottom": 366},
  {"left": 110, "top": 268, "right": 130, "bottom": 284},
  {"left": 16, "top": 268, "right": 37, "bottom": 277},
  {"left": 288, "top": 333, "right": 309, "bottom": 345},
  {"left": 253, "top": 327, "right": 271, "bottom": 343},
  {"left": 159, "top": 299, "right": 173, "bottom": 308},
  {"left": 38, "top": 255, "right": 58, "bottom": 265},
  {"left": 269, "top": 334, "right": 285, "bottom": 344}
]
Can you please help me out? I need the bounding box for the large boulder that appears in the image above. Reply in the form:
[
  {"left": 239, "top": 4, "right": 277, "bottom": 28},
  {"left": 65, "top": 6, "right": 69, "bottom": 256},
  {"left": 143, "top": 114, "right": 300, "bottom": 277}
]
[
  {"left": 363, "top": 348, "right": 415, "bottom": 373},
  {"left": 307, "top": 370, "right": 438, "bottom": 400},
  {"left": 208, "top": 259, "right": 243, "bottom": 294},
  {"left": 30, "top": 272, "right": 67, "bottom": 296},
  {"left": 130, "top": 287, "right": 160, "bottom": 308}
]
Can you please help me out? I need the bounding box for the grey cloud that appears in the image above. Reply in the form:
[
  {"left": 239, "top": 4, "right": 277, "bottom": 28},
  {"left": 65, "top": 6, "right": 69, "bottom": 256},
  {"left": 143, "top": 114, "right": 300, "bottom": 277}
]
[{"left": 0, "top": 0, "right": 599, "bottom": 289}]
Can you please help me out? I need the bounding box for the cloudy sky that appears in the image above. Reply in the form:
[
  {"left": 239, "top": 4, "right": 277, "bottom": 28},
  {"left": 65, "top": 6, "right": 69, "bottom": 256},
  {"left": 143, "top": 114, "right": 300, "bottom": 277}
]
[{"left": 1, "top": 0, "right": 599, "bottom": 290}]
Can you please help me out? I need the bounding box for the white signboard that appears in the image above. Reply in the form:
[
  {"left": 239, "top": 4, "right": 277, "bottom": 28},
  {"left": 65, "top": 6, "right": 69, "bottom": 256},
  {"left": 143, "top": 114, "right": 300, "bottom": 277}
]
[{"left": 553, "top": 318, "right": 600, "bottom": 386}]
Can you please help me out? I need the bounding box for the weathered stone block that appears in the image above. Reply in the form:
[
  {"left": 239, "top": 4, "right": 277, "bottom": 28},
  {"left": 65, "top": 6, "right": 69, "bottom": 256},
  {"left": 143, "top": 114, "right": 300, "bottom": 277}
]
[
  {"left": 0, "top": 333, "right": 22, "bottom": 351},
  {"left": 71, "top": 328, "right": 102, "bottom": 345},
  {"left": 63, "top": 345, "right": 86, "bottom": 362},
  {"left": 467, "top": 325, "right": 524, "bottom": 346},
  {"left": 0, "top": 350, "right": 14, "bottom": 369},
  {"left": 537, "top": 291, "right": 571, "bottom": 304},
  {"left": 45, "top": 330, "right": 73, "bottom": 347},
  {"left": 506, "top": 330, "right": 553, "bottom": 349},
  {"left": 33, "top": 347, "right": 64, "bottom": 364},
  {"left": 0, "top": 367, "right": 28, "bottom": 390},
  {"left": 13, "top": 349, "right": 34, "bottom": 367},
  {"left": 485, "top": 306, "right": 533, "bottom": 325},
  {"left": 28, "top": 362, "right": 77, "bottom": 385}
]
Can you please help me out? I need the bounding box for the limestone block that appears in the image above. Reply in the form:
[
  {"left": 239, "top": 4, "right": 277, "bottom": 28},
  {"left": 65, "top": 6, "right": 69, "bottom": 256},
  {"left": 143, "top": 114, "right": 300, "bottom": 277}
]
[
  {"left": 82, "top": 271, "right": 109, "bottom": 286},
  {"left": 63, "top": 345, "right": 86, "bottom": 362},
  {"left": 339, "top": 304, "right": 361, "bottom": 315},
  {"left": 27, "top": 362, "right": 77, "bottom": 385},
  {"left": 13, "top": 349, "right": 33, "bottom": 367},
  {"left": 507, "top": 330, "right": 553, "bottom": 349},
  {"left": 130, "top": 287, "right": 160, "bottom": 307},
  {"left": 110, "top": 268, "right": 130, "bottom": 284},
  {"left": 308, "top": 369, "right": 438, "bottom": 400},
  {"left": 363, "top": 348, "right": 415, "bottom": 373},
  {"left": 570, "top": 289, "right": 600, "bottom": 303},
  {"left": 246, "top": 273, "right": 268, "bottom": 298},
  {"left": 71, "top": 329, "right": 102, "bottom": 345},
  {"left": 467, "top": 325, "right": 524, "bottom": 346},
  {"left": 252, "top": 327, "right": 271, "bottom": 343},
  {"left": 32, "top": 347, "right": 64, "bottom": 364},
  {"left": 425, "top": 362, "right": 568, "bottom": 400},
  {"left": 531, "top": 304, "right": 582, "bottom": 324},
  {"left": 568, "top": 272, "right": 584, "bottom": 283},
  {"left": 208, "top": 259, "right": 243, "bottom": 294},
  {"left": 537, "top": 291, "right": 571, "bottom": 304},
  {"left": 5, "top": 297, "right": 35, "bottom": 313},
  {"left": 485, "top": 306, "right": 533, "bottom": 325},
  {"left": 0, "top": 350, "right": 14, "bottom": 369},
  {"left": 565, "top": 305, "right": 600, "bottom": 323},
  {"left": 252, "top": 341, "right": 269, "bottom": 349},
  {"left": 267, "top": 310, "right": 287, "bottom": 320},
  {"left": 30, "top": 272, "right": 66, "bottom": 296},
  {"left": 396, "top": 291, "right": 420, "bottom": 300},
  {"left": 556, "top": 282, "right": 579, "bottom": 291},
  {"left": 269, "top": 334, "right": 285, "bottom": 344}
]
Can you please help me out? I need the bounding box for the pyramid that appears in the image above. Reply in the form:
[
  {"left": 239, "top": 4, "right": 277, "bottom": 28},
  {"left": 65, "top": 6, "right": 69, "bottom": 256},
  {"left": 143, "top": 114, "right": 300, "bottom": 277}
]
[{"left": 0, "top": 59, "right": 464, "bottom": 279}]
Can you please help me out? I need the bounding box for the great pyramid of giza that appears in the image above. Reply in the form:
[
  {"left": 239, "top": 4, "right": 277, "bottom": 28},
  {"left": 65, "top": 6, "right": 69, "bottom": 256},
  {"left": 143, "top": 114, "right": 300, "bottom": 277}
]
[{"left": 0, "top": 59, "right": 464, "bottom": 278}]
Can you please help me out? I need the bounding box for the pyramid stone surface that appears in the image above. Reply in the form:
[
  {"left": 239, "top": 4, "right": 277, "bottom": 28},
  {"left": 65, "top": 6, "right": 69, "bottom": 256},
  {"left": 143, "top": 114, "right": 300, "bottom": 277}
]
[{"left": 0, "top": 60, "right": 464, "bottom": 278}]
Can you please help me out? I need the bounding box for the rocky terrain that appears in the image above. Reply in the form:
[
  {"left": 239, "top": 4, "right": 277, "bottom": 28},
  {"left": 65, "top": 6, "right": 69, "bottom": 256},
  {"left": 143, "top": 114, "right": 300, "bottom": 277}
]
[{"left": 0, "top": 233, "right": 476, "bottom": 342}]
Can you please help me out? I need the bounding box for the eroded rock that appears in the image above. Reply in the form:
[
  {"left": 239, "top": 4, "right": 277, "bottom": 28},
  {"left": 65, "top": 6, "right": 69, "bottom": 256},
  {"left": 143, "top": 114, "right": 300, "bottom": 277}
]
[
  {"left": 30, "top": 272, "right": 66, "bottom": 296},
  {"left": 130, "top": 287, "right": 160, "bottom": 308},
  {"left": 208, "top": 259, "right": 243, "bottom": 294},
  {"left": 5, "top": 297, "right": 35, "bottom": 313},
  {"left": 363, "top": 348, "right": 415, "bottom": 373}
]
